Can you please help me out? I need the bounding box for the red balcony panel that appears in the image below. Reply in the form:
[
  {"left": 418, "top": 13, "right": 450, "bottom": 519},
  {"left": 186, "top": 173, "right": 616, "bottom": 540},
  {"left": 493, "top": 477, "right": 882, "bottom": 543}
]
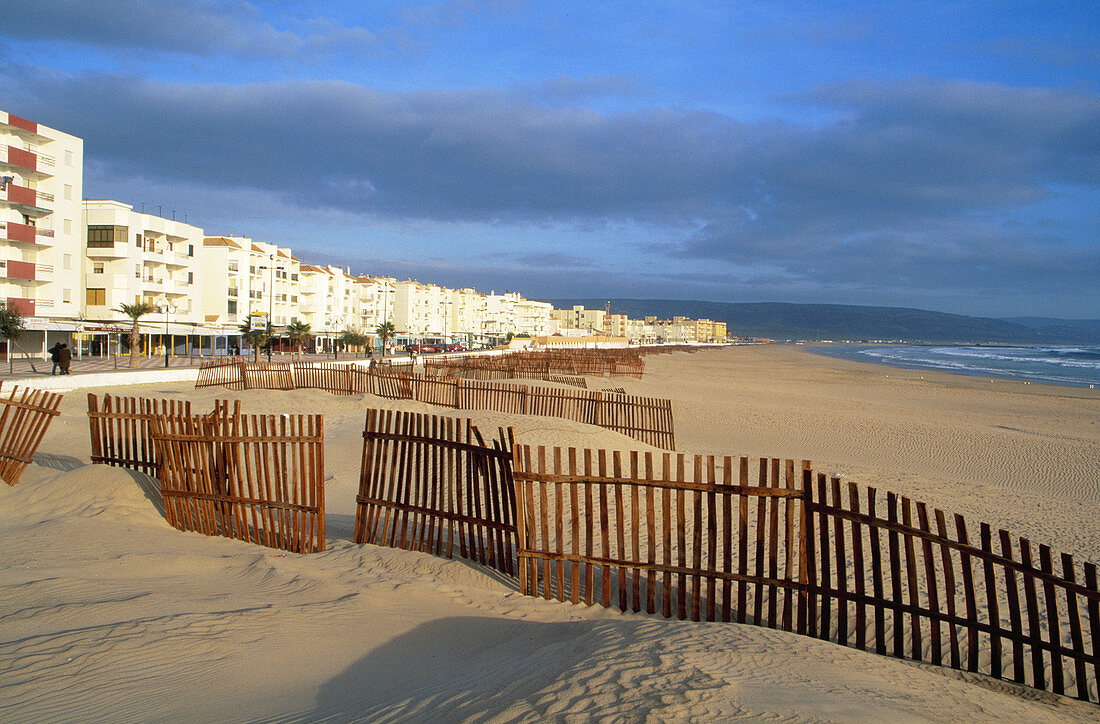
[
  {"left": 6, "top": 115, "right": 37, "bottom": 134},
  {"left": 6, "top": 146, "right": 37, "bottom": 172},
  {"left": 1, "top": 221, "right": 35, "bottom": 244},
  {"left": 7, "top": 184, "right": 36, "bottom": 206},
  {"left": 6, "top": 260, "right": 35, "bottom": 281},
  {"left": 5, "top": 297, "right": 34, "bottom": 316}
]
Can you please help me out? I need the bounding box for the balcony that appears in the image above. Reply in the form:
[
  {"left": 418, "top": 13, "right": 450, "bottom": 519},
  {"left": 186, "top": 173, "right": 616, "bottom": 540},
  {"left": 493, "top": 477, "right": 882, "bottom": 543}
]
[
  {"left": 1, "top": 183, "right": 52, "bottom": 216},
  {"left": 0, "top": 144, "right": 54, "bottom": 179},
  {"left": 1, "top": 114, "right": 49, "bottom": 143},
  {"left": 0, "top": 220, "right": 37, "bottom": 244},
  {"left": 5, "top": 297, "right": 34, "bottom": 316},
  {"left": 1, "top": 260, "right": 37, "bottom": 281}
]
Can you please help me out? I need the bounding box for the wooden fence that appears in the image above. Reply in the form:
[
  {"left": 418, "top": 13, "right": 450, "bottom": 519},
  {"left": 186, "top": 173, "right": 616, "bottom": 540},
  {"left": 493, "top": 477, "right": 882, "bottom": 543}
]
[
  {"left": 510, "top": 444, "right": 1100, "bottom": 703},
  {"left": 150, "top": 413, "right": 325, "bottom": 554},
  {"left": 0, "top": 384, "right": 64, "bottom": 485},
  {"left": 194, "top": 361, "right": 676, "bottom": 450},
  {"left": 354, "top": 409, "right": 516, "bottom": 574},
  {"left": 511, "top": 447, "right": 808, "bottom": 625},
  {"left": 88, "top": 394, "right": 240, "bottom": 476},
  {"left": 425, "top": 348, "right": 645, "bottom": 379},
  {"left": 803, "top": 474, "right": 1099, "bottom": 702},
  {"left": 359, "top": 371, "right": 675, "bottom": 450},
  {"left": 193, "top": 355, "right": 252, "bottom": 389}
]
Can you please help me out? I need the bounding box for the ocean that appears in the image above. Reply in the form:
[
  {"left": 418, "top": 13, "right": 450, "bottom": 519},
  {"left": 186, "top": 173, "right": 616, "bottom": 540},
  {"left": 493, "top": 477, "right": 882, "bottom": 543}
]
[{"left": 811, "top": 344, "right": 1100, "bottom": 389}]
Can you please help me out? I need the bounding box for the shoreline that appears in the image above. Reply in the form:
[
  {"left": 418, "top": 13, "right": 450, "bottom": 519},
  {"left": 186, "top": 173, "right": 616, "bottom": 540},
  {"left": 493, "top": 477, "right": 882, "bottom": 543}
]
[{"left": 807, "top": 342, "right": 1100, "bottom": 390}]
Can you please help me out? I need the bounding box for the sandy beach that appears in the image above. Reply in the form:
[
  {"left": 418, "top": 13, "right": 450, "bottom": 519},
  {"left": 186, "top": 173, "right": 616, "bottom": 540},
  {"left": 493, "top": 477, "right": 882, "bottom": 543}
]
[{"left": 2, "top": 345, "right": 1099, "bottom": 721}]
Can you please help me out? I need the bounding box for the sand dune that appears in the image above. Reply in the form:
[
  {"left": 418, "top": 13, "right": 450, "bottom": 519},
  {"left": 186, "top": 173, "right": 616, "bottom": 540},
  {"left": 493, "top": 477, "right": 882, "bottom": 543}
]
[{"left": 2, "top": 346, "right": 1098, "bottom": 721}]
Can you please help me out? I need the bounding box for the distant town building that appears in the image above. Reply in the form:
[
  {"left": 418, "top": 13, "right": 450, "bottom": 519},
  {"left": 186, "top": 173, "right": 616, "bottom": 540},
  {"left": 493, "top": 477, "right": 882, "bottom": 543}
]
[{"left": 1, "top": 108, "right": 725, "bottom": 360}]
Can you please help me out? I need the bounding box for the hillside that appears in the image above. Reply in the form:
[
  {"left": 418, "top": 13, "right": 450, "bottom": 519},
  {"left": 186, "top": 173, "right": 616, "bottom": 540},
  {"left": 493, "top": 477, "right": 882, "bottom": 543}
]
[{"left": 547, "top": 299, "right": 1100, "bottom": 344}]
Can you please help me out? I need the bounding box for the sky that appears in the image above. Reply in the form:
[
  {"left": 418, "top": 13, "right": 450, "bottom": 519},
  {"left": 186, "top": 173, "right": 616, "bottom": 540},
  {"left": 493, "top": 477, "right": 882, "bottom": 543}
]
[{"left": 1, "top": 1, "right": 1097, "bottom": 318}]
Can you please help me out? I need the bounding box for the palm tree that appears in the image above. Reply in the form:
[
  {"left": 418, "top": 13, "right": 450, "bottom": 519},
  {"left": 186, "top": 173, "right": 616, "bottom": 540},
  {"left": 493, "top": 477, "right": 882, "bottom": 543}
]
[
  {"left": 375, "top": 321, "right": 396, "bottom": 357},
  {"left": 118, "top": 301, "right": 157, "bottom": 368},
  {"left": 285, "top": 320, "right": 311, "bottom": 357},
  {"left": 239, "top": 315, "right": 270, "bottom": 362}
]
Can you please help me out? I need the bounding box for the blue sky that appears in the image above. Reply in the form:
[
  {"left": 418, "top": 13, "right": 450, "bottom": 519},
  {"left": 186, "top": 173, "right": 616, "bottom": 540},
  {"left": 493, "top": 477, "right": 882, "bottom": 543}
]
[{"left": 2, "top": 1, "right": 1097, "bottom": 317}]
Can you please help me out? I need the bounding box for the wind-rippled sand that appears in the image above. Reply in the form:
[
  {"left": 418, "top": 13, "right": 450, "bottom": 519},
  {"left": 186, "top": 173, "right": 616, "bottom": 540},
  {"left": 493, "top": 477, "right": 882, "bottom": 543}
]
[{"left": 2, "top": 346, "right": 1098, "bottom": 722}]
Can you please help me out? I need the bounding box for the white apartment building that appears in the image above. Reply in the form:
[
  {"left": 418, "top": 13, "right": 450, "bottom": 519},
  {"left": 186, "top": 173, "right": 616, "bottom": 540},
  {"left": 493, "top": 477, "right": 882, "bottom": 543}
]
[
  {"left": 654, "top": 321, "right": 696, "bottom": 343},
  {"left": 481, "top": 292, "right": 514, "bottom": 340},
  {"left": 550, "top": 305, "right": 606, "bottom": 333},
  {"left": 512, "top": 294, "right": 552, "bottom": 337},
  {"left": 82, "top": 200, "right": 204, "bottom": 354},
  {"left": 394, "top": 280, "right": 451, "bottom": 339},
  {"left": 200, "top": 235, "right": 252, "bottom": 338},
  {"left": 450, "top": 287, "right": 487, "bottom": 341},
  {"left": 0, "top": 110, "right": 83, "bottom": 350},
  {"left": 298, "top": 264, "right": 359, "bottom": 350},
  {"left": 624, "top": 318, "right": 656, "bottom": 344},
  {"left": 353, "top": 275, "right": 397, "bottom": 333}
]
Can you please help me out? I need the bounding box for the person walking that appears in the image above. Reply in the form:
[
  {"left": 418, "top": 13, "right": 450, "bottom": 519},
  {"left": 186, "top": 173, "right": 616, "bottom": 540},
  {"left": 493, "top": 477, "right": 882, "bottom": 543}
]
[
  {"left": 49, "top": 342, "right": 63, "bottom": 375},
  {"left": 57, "top": 343, "right": 72, "bottom": 375}
]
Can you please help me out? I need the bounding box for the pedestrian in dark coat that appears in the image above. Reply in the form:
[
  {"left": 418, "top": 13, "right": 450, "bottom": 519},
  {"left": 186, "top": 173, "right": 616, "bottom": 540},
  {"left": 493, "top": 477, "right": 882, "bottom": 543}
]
[
  {"left": 49, "top": 342, "right": 63, "bottom": 375},
  {"left": 58, "top": 344, "right": 72, "bottom": 375}
]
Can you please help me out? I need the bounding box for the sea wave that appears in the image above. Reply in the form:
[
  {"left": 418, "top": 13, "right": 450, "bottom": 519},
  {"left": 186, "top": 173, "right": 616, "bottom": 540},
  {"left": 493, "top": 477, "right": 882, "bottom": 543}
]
[{"left": 818, "top": 345, "right": 1100, "bottom": 388}]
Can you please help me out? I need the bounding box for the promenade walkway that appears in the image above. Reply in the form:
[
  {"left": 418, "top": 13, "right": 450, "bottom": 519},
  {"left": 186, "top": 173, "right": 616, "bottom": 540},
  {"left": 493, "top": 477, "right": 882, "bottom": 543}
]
[{"left": 0, "top": 351, "right": 392, "bottom": 389}]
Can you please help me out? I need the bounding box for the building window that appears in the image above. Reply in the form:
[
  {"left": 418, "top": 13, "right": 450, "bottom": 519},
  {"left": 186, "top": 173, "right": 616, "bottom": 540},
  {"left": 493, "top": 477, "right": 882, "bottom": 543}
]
[
  {"left": 63, "top": 219, "right": 72, "bottom": 234},
  {"left": 63, "top": 289, "right": 71, "bottom": 303},
  {"left": 187, "top": 272, "right": 193, "bottom": 284},
  {"left": 65, "top": 150, "right": 73, "bottom": 166},
  {"left": 64, "top": 184, "right": 73, "bottom": 200},
  {"left": 228, "top": 261, "right": 238, "bottom": 272},
  {"left": 187, "top": 244, "right": 194, "bottom": 257},
  {"left": 86, "top": 288, "right": 106, "bottom": 306},
  {"left": 93, "top": 262, "right": 104, "bottom": 274},
  {"left": 88, "top": 225, "right": 126, "bottom": 248},
  {"left": 227, "top": 300, "right": 237, "bottom": 315},
  {"left": 62, "top": 254, "right": 72, "bottom": 270}
]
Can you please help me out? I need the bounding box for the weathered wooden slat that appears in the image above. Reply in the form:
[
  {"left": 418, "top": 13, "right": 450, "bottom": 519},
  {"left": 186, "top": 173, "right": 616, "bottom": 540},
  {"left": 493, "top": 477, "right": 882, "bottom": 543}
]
[{"left": 980, "top": 523, "right": 1003, "bottom": 679}]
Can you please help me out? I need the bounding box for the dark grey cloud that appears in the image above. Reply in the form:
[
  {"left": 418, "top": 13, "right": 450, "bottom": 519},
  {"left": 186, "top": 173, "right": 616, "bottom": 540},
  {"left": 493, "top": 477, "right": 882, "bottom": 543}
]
[
  {"left": 2, "top": 0, "right": 381, "bottom": 59},
  {"left": 511, "top": 251, "right": 595, "bottom": 269},
  {"left": 2, "top": 67, "right": 1096, "bottom": 314}
]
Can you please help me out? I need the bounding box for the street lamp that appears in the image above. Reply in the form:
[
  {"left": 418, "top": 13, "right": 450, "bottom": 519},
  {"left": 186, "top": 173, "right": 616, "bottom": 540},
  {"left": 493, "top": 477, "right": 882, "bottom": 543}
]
[
  {"left": 258, "top": 256, "right": 276, "bottom": 362},
  {"left": 160, "top": 299, "right": 178, "bottom": 368}
]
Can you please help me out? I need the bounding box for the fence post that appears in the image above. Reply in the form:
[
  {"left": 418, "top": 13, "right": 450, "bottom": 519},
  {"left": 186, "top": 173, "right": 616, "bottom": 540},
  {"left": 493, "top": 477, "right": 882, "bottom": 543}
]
[{"left": 797, "top": 466, "right": 814, "bottom": 636}]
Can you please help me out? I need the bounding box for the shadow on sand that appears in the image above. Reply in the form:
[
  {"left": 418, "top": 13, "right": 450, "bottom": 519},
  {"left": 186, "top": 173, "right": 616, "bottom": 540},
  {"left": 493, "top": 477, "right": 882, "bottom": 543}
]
[{"left": 307, "top": 616, "right": 591, "bottom": 721}]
